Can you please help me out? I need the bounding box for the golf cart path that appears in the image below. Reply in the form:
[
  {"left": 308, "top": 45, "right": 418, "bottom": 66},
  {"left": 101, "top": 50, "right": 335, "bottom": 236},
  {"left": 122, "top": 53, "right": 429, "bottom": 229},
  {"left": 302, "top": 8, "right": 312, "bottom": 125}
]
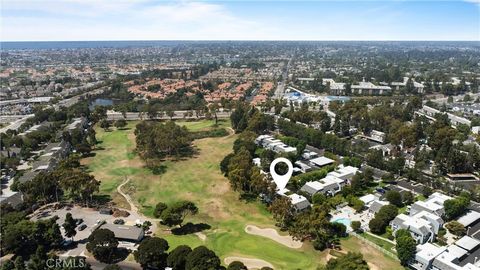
[
  {"left": 224, "top": 256, "right": 274, "bottom": 269},
  {"left": 118, "top": 177, "right": 138, "bottom": 213},
  {"left": 245, "top": 225, "right": 303, "bottom": 249}
]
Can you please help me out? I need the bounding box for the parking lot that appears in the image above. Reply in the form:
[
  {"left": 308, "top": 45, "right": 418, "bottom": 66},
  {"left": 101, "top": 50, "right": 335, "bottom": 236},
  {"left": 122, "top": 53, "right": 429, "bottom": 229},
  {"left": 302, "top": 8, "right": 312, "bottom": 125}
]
[{"left": 30, "top": 205, "right": 156, "bottom": 256}]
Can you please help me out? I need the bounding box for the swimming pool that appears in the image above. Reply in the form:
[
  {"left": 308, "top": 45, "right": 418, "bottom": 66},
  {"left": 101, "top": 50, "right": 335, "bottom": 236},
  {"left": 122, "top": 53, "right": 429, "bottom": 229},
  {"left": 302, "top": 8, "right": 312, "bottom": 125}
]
[{"left": 332, "top": 217, "right": 351, "bottom": 227}]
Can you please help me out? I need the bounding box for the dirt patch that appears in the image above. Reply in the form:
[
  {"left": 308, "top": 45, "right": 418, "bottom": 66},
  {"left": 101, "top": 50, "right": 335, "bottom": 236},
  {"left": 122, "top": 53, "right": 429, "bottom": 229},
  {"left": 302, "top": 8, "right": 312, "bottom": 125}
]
[
  {"left": 245, "top": 225, "right": 303, "bottom": 249},
  {"left": 224, "top": 256, "right": 274, "bottom": 269},
  {"left": 204, "top": 198, "right": 229, "bottom": 220},
  {"left": 195, "top": 232, "right": 207, "bottom": 241}
]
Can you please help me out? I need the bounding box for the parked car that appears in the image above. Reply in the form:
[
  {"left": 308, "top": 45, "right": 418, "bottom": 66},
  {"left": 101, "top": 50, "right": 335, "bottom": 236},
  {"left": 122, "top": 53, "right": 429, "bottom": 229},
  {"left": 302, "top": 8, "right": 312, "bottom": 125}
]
[
  {"left": 99, "top": 208, "right": 112, "bottom": 215},
  {"left": 113, "top": 219, "right": 125, "bottom": 225},
  {"left": 75, "top": 218, "right": 84, "bottom": 225},
  {"left": 78, "top": 224, "right": 87, "bottom": 231},
  {"left": 62, "top": 239, "right": 73, "bottom": 247}
]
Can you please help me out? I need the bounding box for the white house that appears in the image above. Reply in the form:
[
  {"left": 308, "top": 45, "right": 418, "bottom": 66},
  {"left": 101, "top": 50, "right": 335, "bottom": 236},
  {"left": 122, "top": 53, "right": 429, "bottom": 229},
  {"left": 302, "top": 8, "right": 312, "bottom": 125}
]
[
  {"left": 288, "top": 194, "right": 310, "bottom": 212},
  {"left": 390, "top": 213, "right": 436, "bottom": 244},
  {"left": 410, "top": 238, "right": 480, "bottom": 270},
  {"left": 359, "top": 194, "right": 379, "bottom": 207},
  {"left": 410, "top": 243, "right": 446, "bottom": 270},
  {"left": 300, "top": 175, "right": 346, "bottom": 196},
  {"left": 327, "top": 165, "right": 359, "bottom": 182},
  {"left": 457, "top": 211, "right": 480, "bottom": 228},
  {"left": 368, "top": 200, "right": 389, "bottom": 215},
  {"left": 294, "top": 160, "right": 312, "bottom": 173},
  {"left": 409, "top": 192, "right": 453, "bottom": 218},
  {"left": 351, "top": 81, "right": 392, "bottom": 95},
  {"left": 309, "top": 156, "right": 335, "bottom": 168}
]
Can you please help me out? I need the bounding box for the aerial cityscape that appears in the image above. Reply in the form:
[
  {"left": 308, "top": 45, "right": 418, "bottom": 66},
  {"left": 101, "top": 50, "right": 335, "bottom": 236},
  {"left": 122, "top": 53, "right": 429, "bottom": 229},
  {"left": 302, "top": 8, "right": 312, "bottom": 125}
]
[{"left": 1, "top": 1, "right": 480, "bottom": 270}]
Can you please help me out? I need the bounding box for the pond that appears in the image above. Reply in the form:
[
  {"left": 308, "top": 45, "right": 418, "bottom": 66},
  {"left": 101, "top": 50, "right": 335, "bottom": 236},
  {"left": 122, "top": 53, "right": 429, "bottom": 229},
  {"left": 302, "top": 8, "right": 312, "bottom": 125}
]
[{"left": 89, "top": 98, "right": 114, "bottom": 110}]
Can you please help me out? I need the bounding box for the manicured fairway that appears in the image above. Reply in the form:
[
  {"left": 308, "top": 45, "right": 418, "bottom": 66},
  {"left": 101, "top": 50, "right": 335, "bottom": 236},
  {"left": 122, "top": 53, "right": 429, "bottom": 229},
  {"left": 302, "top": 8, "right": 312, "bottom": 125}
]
[{"left": 83, "top": 119, "right": 402, "bottom": 269}]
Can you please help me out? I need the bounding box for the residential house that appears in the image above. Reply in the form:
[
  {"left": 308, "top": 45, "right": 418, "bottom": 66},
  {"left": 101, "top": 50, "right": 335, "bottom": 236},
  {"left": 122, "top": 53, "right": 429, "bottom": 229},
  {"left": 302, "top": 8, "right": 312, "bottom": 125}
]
[
  {"left": 410, "top": 243, "right": 447, "bottom": 270},
  {"left": 327, "top": 165, "right": 359, "bottom": 182},
  {"left": 390, "top": 213, "right": 438, "bottom": 244},
  {"left": 288, "top": 194, "right": 310, "bottom": 212},
  {"left": 300, "top": 175, "right": 346, "bottom": 197},
  {"left": 351, "top": 81, "right": 392, "bottom": 95},
  {"left": 457, "top": 211, "right": 480, "bottom": 228},
  {"left": 368, "top": 200, "right": 389, "bottom": 215},
  {"left": 359, "top": 194, "right": 380, "bottom": 207},
  {"left": 410, "top": 192, "right": 453, "bottom": 218},
  {"left": 308, "top": 156, "right": 335, "bottom": 168}
]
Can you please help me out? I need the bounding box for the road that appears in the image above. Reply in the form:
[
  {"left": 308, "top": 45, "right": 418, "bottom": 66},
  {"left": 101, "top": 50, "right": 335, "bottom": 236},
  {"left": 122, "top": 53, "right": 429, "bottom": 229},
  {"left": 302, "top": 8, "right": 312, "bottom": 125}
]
[
  {"left": 55, "top": 86, "right": 108, "bottom": 109},
  {"left": 107, "top": 110, "right": 231, "bottom": 121},
  {"left": 273, "top": 56, "right": 294, "bottom": 99},
  {"left": 0, "top": 114, "right": 34, "bottom": 133}
]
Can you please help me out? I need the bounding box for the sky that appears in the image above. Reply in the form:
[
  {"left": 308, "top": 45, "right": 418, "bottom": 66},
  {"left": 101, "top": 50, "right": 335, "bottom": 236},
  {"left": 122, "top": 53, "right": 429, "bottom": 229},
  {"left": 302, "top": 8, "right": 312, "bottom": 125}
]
[{"left": 1, "top": 0, "right": 479, "bottom": 41}]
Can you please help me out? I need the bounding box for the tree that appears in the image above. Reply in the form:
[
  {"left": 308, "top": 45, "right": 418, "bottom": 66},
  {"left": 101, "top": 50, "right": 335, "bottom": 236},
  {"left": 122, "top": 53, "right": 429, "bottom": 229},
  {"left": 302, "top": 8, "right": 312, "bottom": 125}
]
[
  {"left": 99, "top": 119, "right": 111, "bottom": 131},
  {"left": 444, "top": 196, "right": 470, "bottom": 220},
  {"left": 160, "top": 201, "right": 198, "bottom": 227},
  {"left": 76, "top": 143, "right": 92, "bottom": 156},
  {"left": 324, "top": 252, "right": 369, "bottom": 270},
  {"left": 386, "top": 190, "right": 403, "bottom": 207},
  {"left": 312, "top": 193, "right": 327, "bottom": 205},
  {"left": 167, "top": 245, "right": 192, "bottom": 270},
  {"left": 0, "top": 260, "right": 14, "bottom": 270},
  {"left": 135, "top": 121, "right": 192, "bottom": 159},
  {"left": 445, "top": 221, "right": 465, "bottom": 236},
  {"left": 185, "top": 246, "right": 222, "bottom": 270},
  {"left": 154, "top": 202, "right": 168, "bottom": 218},
  {"left": 402, "top": 192, "right": 415, "bottom": 205},
  {"left": 114, "top": 119, "right": 127, "bottom": 129},
  {"left": 269, "top": 196, "right": 295, "bottom": 229},
  {"left": 227, "top": 261, "right": 247, "bottom": 270},
  {"left": 57, "top": 168, "right": 100, "bottom": 206},
  {"left": 63, "top": 213, "right": 77, "bottom": 240},
  {"left": 27, "top": 246, "right": 48, "bottom": 270},
  {"left": 134, "top": 237, "right": 169, "bottom": 269},
  {"left": 14, "top": 257, "right": 25, "bottom": 270},
  {"left": 422, "top": 186, "right": 433, "bottom": 198},
  {"left": 369, "top": 205, "right": 398, "bottom": 234},
  {"left": 395, "top": 229, "right": 417, "bottom": 266},
  {"left": 369, "top": 217, "right": 385, "bottom": 234},
  {"left": 351, "top": 221, "right": 361, "bottom": 232},
  {"left": 86, "top": 229, "right": 118, "bottom": 264}
]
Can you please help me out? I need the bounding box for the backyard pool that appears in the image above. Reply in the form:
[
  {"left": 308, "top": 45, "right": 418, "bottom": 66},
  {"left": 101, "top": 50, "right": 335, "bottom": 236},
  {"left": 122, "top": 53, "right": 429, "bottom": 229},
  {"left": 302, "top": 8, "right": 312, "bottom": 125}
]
[{"left": 332, "top": 217, "right": 351, "bottom": 227}]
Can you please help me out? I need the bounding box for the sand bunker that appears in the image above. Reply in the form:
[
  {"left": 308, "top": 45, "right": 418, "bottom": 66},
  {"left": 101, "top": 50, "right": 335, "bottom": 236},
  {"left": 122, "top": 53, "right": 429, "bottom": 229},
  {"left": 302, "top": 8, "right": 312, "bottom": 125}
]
[
  {"left": 245, "top": 225, "right": 303, "bottom": 249},
  {"left": 224, "top": 256, "right": 274, "bottom": 269}
]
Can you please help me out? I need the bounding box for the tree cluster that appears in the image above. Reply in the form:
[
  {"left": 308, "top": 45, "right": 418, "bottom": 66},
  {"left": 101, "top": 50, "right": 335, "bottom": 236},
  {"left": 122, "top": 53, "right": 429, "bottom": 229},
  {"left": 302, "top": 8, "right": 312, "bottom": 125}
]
[
  {"left": 368, "top": 204, "right": 398, "bottom": 234},
  {"left": 135, "top": 121, "right": 193, "bottom": 161}
]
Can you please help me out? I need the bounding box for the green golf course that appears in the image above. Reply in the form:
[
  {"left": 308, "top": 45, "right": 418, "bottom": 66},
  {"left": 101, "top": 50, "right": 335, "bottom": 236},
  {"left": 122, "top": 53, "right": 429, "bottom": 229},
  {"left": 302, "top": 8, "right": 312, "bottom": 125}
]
[{"left": 82, "top": 119, "right": 402, "bottom": 270}]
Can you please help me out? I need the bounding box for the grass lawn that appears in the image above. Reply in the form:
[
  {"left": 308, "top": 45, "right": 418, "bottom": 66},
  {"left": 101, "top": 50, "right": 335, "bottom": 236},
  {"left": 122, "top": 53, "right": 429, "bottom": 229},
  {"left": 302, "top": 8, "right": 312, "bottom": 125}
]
[
  {"left": 83, "top": 118, "right": 402, "bottom": 269},
  {"left": 341, "top": 237, "right": 403, "bottom": 270},
  {"left": 359, "top": 233, "right": 396, "bottom": 254}
]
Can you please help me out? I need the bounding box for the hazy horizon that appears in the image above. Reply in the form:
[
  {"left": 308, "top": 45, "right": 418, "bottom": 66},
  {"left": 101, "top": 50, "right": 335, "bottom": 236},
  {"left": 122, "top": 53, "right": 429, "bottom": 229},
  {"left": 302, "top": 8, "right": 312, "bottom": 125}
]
[{"left": 1, "top": 0, "right": 479, "bottom": 42}]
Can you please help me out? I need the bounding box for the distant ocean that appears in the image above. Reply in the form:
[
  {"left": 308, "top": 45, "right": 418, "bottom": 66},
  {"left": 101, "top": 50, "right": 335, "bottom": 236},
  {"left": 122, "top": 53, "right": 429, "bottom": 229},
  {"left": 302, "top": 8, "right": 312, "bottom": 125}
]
[
  {"left": 1, "top": 40, "right": 479, "bottom": 50},
  {"left": 0, "top": 40, "right": 219, "bottom": 50}
]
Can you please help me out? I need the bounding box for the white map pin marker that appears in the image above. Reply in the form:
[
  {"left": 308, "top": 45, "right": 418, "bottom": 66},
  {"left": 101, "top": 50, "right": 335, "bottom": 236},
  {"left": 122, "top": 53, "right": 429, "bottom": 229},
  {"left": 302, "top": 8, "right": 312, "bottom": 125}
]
[{"left": 270, "top": 157, "right": 293, "bottom": 191}]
